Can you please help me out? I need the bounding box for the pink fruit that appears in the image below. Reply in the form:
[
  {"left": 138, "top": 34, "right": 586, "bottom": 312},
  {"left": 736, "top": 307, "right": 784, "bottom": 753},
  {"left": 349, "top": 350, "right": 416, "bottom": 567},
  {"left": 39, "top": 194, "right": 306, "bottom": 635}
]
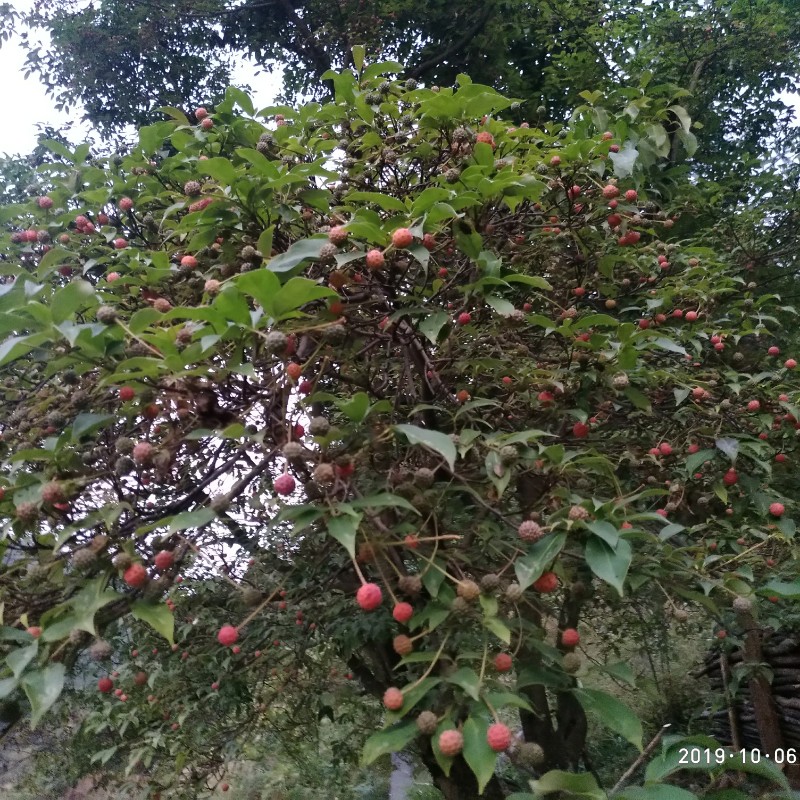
[
  {"left": 195, "top": 107, "right": 208, "bottom": 120},
  {"left": 572, "top": 422, "right": 589, "bottom": 438},
  {"left": 26, "top": 626, "right": 42, "bottom": 638},
  {"left": 113, "top": 237, "right": 128, "bottom": 249},
  {"left": 391, "top": 228, "right": 414, "bottom": 248},
  {"left": 154, "top": 550, "right": 174, "bottom": 571},
  {"left": 561, "top": 628, "right": 580, "bottom": 647},
  {"left": 119, "top": 386, "right": 135, "bottom": 401},
  {"left": 487, "top": 722, "right": 512, "bottom": 752},
  {"left": 274, "top": 474, "right": 296, "bottom": 495},
  {"left": 769, "top": 502, "right": 785, "bottom": 517},
  {"left": 476, "top": 131, "right": 496, "bottom": 149},
  {"left": 494, "top": 653, "right": 512, "bottom": 672},
  {"left": 200, "top": 118, "right": 214, "bottom": 130},
  {"left": 98, "top": 677, "right": 114, "bottom": 693},
  {"left": 392, "top": 602, "right": 413, "bottom": 624},
  {"left": 685, "top": 310, "right": 698, "bottom": 322},
  {"left": 217, "top": 625, "right": 238, "bottom": 646},
  {"left": 124, "top": 563, "right": 148, "bottom": 588},
  {"left": 602, "top": 184, "right": 619, "bottom": 199},
  {"left": 785, "top": 359, "right": 797, "bottom": 369},
  {"left": 438, "top": 729, "right": 464, "bottom": 756},
  {"left": 119, "top": 197, "right": 133, "bottom": 212},
  {"left": 37, "top": 196, "right": 53, "bottom": 209},
  {"left": 533, "top": 572, "right": 558, "bottom": 593},
  {"left": 383, "top": 687, "right": 404, "bottom": 710},
  {"left": 457, "top": 312, "right": 471, "bottom": 326},
  {"left": 356, "top": 582, "right": 382, "bottom": 611},
  {"left": 723, "top": 469, "right": 738, "bottom": 486},
  {"left": 365, "top": 249, "right": 385, "bottom": 270},
  {"left": 328, "top": 226, "right": 348, "bottom": 245},
  {"left": 180, "top": 255, "right": 198, "bottom": 269},
  {"left": 107, "top": 272, "right": 120, "bottom": 282},
  {"left": 768, "top": 346, "right": 780, "bottom": 356}
]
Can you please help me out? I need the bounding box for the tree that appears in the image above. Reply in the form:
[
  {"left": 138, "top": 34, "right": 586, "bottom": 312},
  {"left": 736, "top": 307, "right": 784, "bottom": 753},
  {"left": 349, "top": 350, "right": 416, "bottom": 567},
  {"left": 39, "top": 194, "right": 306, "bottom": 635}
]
[{"left": 0, "top": 57, "right": 799, "bottom": 799}]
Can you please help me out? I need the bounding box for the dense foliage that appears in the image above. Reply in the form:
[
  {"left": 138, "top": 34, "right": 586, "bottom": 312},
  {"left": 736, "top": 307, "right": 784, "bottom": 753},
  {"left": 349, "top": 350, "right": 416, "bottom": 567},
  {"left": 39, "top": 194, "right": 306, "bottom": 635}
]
[{"left": 1, "top": 53, "right": 800, "bottom": 799}]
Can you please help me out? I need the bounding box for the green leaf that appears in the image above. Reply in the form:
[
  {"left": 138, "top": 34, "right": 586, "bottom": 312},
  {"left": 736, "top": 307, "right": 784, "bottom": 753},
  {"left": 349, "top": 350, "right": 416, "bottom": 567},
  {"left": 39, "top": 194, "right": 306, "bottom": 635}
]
[
  {"left": 447, "top": 667, "right": 481, "bottom": 701},
  {"left": 686, "top": 449, "right": 716, "bottom": 473},
  {"left": 584, "top": 537, "right": 632, "bottom": 596},
  {"left": 419, "top": 312, "right": 450, "bottom": 344},
  {"left": 71, "top": 413, "right": 115, "bottom": 441},
  {"left": 69, "top": 577, "right": 121, "bottom": 636},
  {"left": 7, "top": 643, "right": 38, "bottom": 679},
  {"left": 197, "top": 157, "right": 237, "bottom": 185},
  {"left": 361, "top": 720, "right": 418, "bottom": 765},
  {"left": 349, "top": 493, "right": 421, "bottom": 515},
  {"left": 760, "top": 579, "right": 800, "bottom": 599},
  {"left": 395, "top": 424, "right": 456, "bottom": 471},
  {"left": 505, "top": 274, "right": 553, "bottom": 291},
  {"left": 617, "top": 787, "right": 699, "bottom": 800},
  {"left": 386, "top": 677, "right": 441, "bottom": 721},
  {"left": 51, "top": 280, "right": 95, "bottom": 324},
  {"left": 272, "top": 277, "right": 337, "bottom": 318},
  {"left": 624, "top": 387, "right": 652, "bottom": 413},
  {"left": 168, "top": 508, "right": 216, "bottom": 532},
  {"left": 484, "top": 616, "right": 512, "bottom": 644},
  {"left": 327, "top": 513, "right": 362, "bottom": 558},
  {"left": 268, "top": 238, "right": 327, "bottom": 273},
  {"left": 531, "top": 770, "right": 605, "bottom": 798},
  {"left": 575, "top": 688, "right": 643, "bottom": 750},
  {"left": 345, "top": 191, "right": 406, "bottom": 212},
  {"left": 131, "top": 601, "right": 175, "bottom": 645},
  {"left": 515, "top": 533, "right": 566, "bottom": 590},
  {"left": 462, "top": 717, "right": 498, "bottom": 794},
  {"left": 235, "top": 268, "right": 280, "bottom": 315},
  {"left": 225, "top": 86, "right": 255, "bottom": 116},
  {"left": 585, "top": 521, "right": 620, "bottom": 547},
  {"left": 21, "top": 664, "right": 65, "bottom": 727}
]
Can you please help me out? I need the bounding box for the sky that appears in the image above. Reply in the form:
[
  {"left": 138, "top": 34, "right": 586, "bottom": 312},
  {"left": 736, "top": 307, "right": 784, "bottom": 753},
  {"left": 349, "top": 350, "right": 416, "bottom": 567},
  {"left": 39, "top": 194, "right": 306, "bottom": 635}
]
[{"left": 0, "top": 0, "right": 281, "bottom": 157}]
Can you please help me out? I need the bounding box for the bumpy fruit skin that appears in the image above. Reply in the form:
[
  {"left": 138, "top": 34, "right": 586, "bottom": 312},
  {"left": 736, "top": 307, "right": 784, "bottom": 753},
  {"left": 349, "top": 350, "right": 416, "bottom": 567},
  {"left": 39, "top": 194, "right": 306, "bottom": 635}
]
[
  {"left": 124, "top": 563, "right": 148, "bottom": 588},
  {"left": 769, "top": 502, "right": 785, "bottom": 517},
  {"left": 438, "top": 729, "right": 464, "bottom": 756},
  {"left": 723, "top": 469, "right": 738, "bottom": 486},
  {"left": 328, "top": 225, "right": 349, "bottom": 245},
  {"left": 98, "top": 677, "right": 114, "bottom": 693},
  {"left": 457, "top": 580, "right": 480, "bottom": 601},
  {"left": 132, "top": 442, "right": 154, "bottom": 465},
  {"left": 383, "top": 687, "right": 404, "bottom": 710},
  {"left": 113, "top": 237, "right": 128, "bottom": 249},
  {"left": 41, "top": 481, "right": 65, "bottom": 504},
  {"left": 602, "top": 184, "right": 620, "bottom": 199},
  {"left": 561, "top": 628, "right": 580, "bottom": 647},
  {"left": 391, "top": 228, "right": 414, "bottom": 248},
  {"left": 457, "top": 312, "right": 471, "bottom": 326},
  {"left": 119, "top": 197, "right": 133, "bottom": 212},
  {"left": 487, "top": 722, "right": 512, "bottom": 752},
  {"left": 494, "top": 653, "right": 513, "bottom": 672},
  {"left": 274, "top": 473, "right": 296, "bottom": 495},
  {"left": 476, "top": 131, "right": 496, "bottom": 149},
  {"left": 392, "top": 602, "right": 414, "bottom": 624},
  {"left": 217, "top": 625, "right": 239, "bottom": 646},
  {"left": 393, "top": 634, "right": 413, "bottom": 656},
  {"left": 416, "top": 710, "right": 439, "bottom": 735},
  {"left": 286, "top": 362, "right": 303, "bottom": 381},
  {"left": 154, "top": 550, "right": 174, "bottom": 571},
  {"left": 533, "top": 572, "right": 559, "bottom": 593},
  {"left": 572, "top": 422, "right": 589, "bottom": 438},
  {"left": 365, "top": 249, "right": 385, "bottom": 270},
  {"left": 356, "top": 582, "right": 383, "bottom": 611},
  {"left": 119, "top": 386, "right": 135, "bottom": 401},
  {"left": 37, "top": 196, "right": 54, "bottom": 209}
]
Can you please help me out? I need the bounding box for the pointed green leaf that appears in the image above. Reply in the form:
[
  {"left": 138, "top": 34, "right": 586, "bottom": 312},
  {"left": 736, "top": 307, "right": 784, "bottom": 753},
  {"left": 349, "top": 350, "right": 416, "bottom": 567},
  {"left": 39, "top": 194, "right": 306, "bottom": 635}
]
[
  {"left": 131, "top": 601, "right": 175, "bottom": 645},
  {"left": 575, "top": 688, "right": 642, "bottom": 750},
  {"left": 532, "top": 770, "right": 605, "bottom": 798},
  {"left": 22, "top": 664, "right": 66, "bottom": 727},
  {"left": 515, "top": 533, "right": 566, "bottom": 590},
  {"left": 462, "top": 716, "right": 498, "bottom": 794},
  {"left": 395, "top": 424, "right": 456, "bottom": 471},
  {"left": 361, "top": 720, "right": 418, "bottom": 765},
  {"left": 327, "top": 513, "right": 362, "bottom": 558},
  {"left": 169, "top": 507, "right": 216, "bottom": 532},
  {"left": 584, "top": 537, "right": 631, "bottom": 596},
  {"left": 447, "top": 667, "right": 481, "bottom": 701}
]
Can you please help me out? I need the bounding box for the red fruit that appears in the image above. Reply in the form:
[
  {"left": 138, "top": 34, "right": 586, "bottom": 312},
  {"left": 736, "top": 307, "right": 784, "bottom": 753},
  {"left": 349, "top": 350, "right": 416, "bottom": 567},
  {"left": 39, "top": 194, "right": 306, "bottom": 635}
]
[
  {"left": 457, "top": 312, "right": 471, "bottom": 326},
  {"left": 37, "top": 196, "right": 53, "bottom": 209},
  {"left": 487, "top": 722, "right": 512, "bottom": 752},
  {"left": 154, "top": 550, "right": 174, "bottom": 571},
  {"left": 747, "top": 400, "right": 760, "bottom": 412},
  {"left": 476, "top": 131, "right": 496, "bottom": 149},
  {"left": 391, "top": 228, "right": 414, "bottom": 248},
  {"left": 561, "top": 628, "right": 580, "bottom": 648},
  {"left": 607, "top": 213, "right": 622, "bottom": 228},
  {"left": 195, "top": 107, "right": 208, "bottom": 120},
  {"left": 638, "top": 319, "right": 650, "bottom": 329},
  {"left": 286, "top": 363, "right": 303, "bottom": 381},
  {"left": 98, "top": 677, "right": 114, "bottom": 693},
  {"left": 691, "top": 388, "right": 705, "bottom": 400},
  {"left": 97, "top": 212, "right": 109, "bottom": 225},
  {"left": 134, "top": 671, "right": 148, "bottom": 686},
  {"left": 538, "top": 391, "right": 554, "bottom": 404},
  {"left": 274, "top": 473, "right": 296, "bottom": 495},
  {"left": 572, "top": 422, "right": 589, "bottom": 438},
  {"left": 217, "top": 625, "right": 239, "bottom": 646},
  {"left": 200, "top": 118, "right": 214, "bottom": 130},
  {"left": 684, "top": 310, "right": 698, "bottom": 322},
  {"left": 656, "top": 508, "right": 668, "bottom": 518},
  {"left": 769, "top": 502, "right": 785, "bottom": 517},
  {"left": 124, "top": 563, "right": 148, "bottom": 588},
  {"left": 383, "top": 687, "right": 404, "bottom": 710},
  {"left": 658, "top": 442, "right": 673, "bottom": 456},
  {"left": 457, "top": 389, "right": 471, "bottom": 403},
  {"left": 26, "top": 626, "right": 42, "bottom": 638},
  {"left": 494, "top": 653, "right": 512, "bottom": 672},
  {"left": 550, "top": 155, "right": 561, "bottom": 166},
  {"left": 180, "top": 255, "right": 198, "bottom": 269},
  {"left": 438, "top": 729, "right": 464, "bottom": 756},
  {"left": 776, "top": 453, "right": 787, "bottom": 463},
  {"left": 113, "top": 237, "right": 128, "bottom": 249},
  {"left": 785, "top": 359, "right": 797, "bottom": 369},
  {"left": 722, "top": 469, "right": 738, "bottom": 486},
  {"left": 602, "top": 184, "right": 620, "bottom": 199},
  {"left": 624, "top": 189, "right": 638, "bottom": 202},
  {"left": 365, "top": 249, "right": 385, "bottom": 270},
  {"left": 768, "top": 346, "right": 780, "bottom": 356},
  {"left": 392, "top": 602, "right": 414, "bottom": 624},
  {"left": 717, "top": 630, "right": 727, "bottom": 639},
  {"left": 298, "top": 379, "right": 313, "bottom": 394},
  {"left": 422, "top": 233, "right": 437, "bottom": 250},
  {"left": 533, "top": 572, "right": 558, "bottom": 593},
  {"left": 221, "top": 783, "right": 229, "bottom": 792},
  {"left": 119, "top": 386, "right": 135, "bottom": 401},
  {"left": 356, "top": 582, "right": 382, "bottom": 611},
  {"left": 572, "top": 287, "right": 586, "bottom": 297},
  {"left": 119, "top": 197, "right": 133, "bottom": 212},
  {"left": 328, "top": 226, "right": 349, "bottom": 245}
]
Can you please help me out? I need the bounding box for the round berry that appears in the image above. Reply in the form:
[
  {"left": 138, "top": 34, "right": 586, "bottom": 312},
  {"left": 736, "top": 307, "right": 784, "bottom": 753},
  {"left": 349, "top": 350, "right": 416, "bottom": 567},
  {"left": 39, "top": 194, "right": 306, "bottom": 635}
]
[
  {"left": 274, "top": 473, "right": 296, "bottom": 495},
  {"left": 123, "top": 563, "right": 148, "bottom": 588},
  {"left": 217, "top": 625, "right": 239, "bottom": 646},
  {"left": 365, "top": 249, "right": 385, "bottom": 270},
  {"left": 154, "top": 550, "right": 174, "bottom": 571},
  {"left": 769, "top": 502, "right": 785, "bottom": 517},
  {"left": 487, "top": 722, "right": 512, "bottom": 752},
  {"left": 493, "top": 653, "right": 512, "bottom": 672},
  {"left": 98, "top": 677, "right": 114, "bottom": 693},
  {"left": 561, "top": 628, "right": 580, "bottom": 648},
  {"left": 356, "top": 582, "right": 383, "bottom": 611},
  {"left": 438, "top": 729, "right": 464, "bottom": 757},
  {"left": 383, "top": 687, "right": 404, "bottom": 710},
  {"left": 533, "top": 572, "right": 558, "bottom": 593},
  {"left": 391, "top": 228, "right": 414, "bottom": 248},
  {"left": 392, "top": 602, "right": 413, "bottom": 624}
]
